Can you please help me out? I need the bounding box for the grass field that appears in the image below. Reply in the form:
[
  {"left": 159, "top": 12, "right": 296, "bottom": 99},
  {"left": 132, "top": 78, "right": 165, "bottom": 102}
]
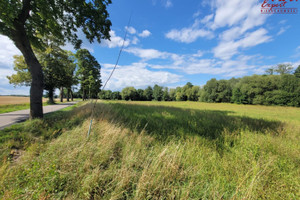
[
  {"left": 0, "top": 96, "right": 77, "bottom": 114},
  {"left": 0, "top": 101, "right": 299, "bottom": 199}
]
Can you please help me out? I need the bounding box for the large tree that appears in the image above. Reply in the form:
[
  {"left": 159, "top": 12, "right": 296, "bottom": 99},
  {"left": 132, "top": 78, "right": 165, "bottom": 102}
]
[
  {"left": 275, "top": 64, "right": 293, "bottom": 75},
  {"left": 0, "top": 0, "right": 111, "bottom": 118},
  {"left": 7, "top": 46, "right": 76, "bottom": 104},
  {"left": 153, "top": 84, "right": 163, "bottom": 101},
  {"left": 76, "top": 49, "right": 101, "bottom": 100}
]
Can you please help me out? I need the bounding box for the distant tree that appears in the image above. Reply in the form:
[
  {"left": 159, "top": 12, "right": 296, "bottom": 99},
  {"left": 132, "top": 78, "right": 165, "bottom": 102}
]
[
  {"left": 265, "top": 66, "right": 275, "bottom": 75},
  {"left": 181, "top": 82, "right": 193, "bottom": 101},
  {"left": 111, "top": 91, "right": 122, "bottom": 100},
  {"left": 99, "top": 90, "right": 113, "bottom": 100},
  {"left": 76, "top": 49, "right": 101, "bottom": 100},
  {"left": 202, "top": 78, "right": 218, "bottom": 102},
  {"left": 137, "top": 89, "right": 145, "bottom": 101},
  {"left": 187, "top": 86, "right": 201, "bottom": 101},
  {"left": 162, "top": 87, "right": 170, "bottom": 101},
  {"left": 169, "top": 88, "right": 176, "bottom": 101},
  {"left": 144, "top": 86, "right": 153, "bottom": 101},
  {"left": 275, "top": 64, "right": 293, "bottom": 75},
  {"left": 39, "top": 45, "right": 76, "bottom": 103},
  {"left": 175, "top": 87, "right": 184, "bottom": 101},
  {"left": 7, "top": 46, "right": 76, "bottom": 104},
  {"left": 121, "top": 87, "right": 137, "bottom": 101},
  {"left": 153, "top": 84, "right": 163, "bottom": 101},
  {"left": 7, "top": 55, "right": 31, "bottom": 87},
  {"left": 294, "top": 65, "right": 300, "bottom": 78},
  {"left": 0, "top": 0, "right": 112, "bottom": 118}
]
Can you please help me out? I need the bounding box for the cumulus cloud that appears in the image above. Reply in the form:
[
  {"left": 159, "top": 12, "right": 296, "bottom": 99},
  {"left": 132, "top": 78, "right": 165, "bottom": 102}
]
[
  {"left": 125, "top": 26, "right": 137, "bottom": 34},
  {"left": 0, "top": 35, "right": 21, "bottom": 69},
  {"left": 211, "top": 0, "right": 266, "bottom": 30},
  {"left": 138, "top": 30, "right": 151, "bottom": 38},
  {"left": 101, "top": 62, "right": 181, "bottom": 90},
  {"left": 123, "top": 46, "right": 272, "bottom": 78},
  {"left": 102, "top": 30, "right": 130, "bottom": 48},
  {"left": 124, "top": 47, "right": 170, "bottom": 60},
  {"left": 166, "top": 28, "right": 213, "bottom": 43},
  {"left": 213, "top": 28, "right": 271, "bottom": 60}
]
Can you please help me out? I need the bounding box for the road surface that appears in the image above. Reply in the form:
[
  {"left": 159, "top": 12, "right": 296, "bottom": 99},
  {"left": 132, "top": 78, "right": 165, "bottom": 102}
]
[{"left": 0, "top": 102, "right": 78, "bottom": 130}]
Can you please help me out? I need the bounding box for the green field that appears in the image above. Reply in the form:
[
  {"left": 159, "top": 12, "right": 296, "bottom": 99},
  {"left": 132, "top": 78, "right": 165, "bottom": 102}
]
[{"left": 0, "top": 101, "right": 299, "bottom": 199}]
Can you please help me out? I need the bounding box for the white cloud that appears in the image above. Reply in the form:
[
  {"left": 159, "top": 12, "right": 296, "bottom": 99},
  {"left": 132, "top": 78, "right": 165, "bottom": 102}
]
[
  {"left": 124, "top": 47, "right": 170, "bottom": 60},
  {"left": 132, "top": 36, "right": 139, "bottom": 45},
  {"left": 102, "top": 30, "right": 130, "bottom": 48},
  {"left": 200, "top": 14, "right": 214, "bottom": 24},
  {"left": 122, "top": 44, "right": 283, "bottom": 79},
  {"left": 0, "top": 36, "right": 28, "bottom": 95},
  {"left": 0, "top": 68, "right": 14, "bottom": 85},
  {"left": 0, "top": 68, "right": 30, "bottom": 95},
  {"left": 193, "top": 11, "right": 201, "bottom": 18},
  {"left": 101, "top": 62, "right": 181, "bottom": 90},
  {"left": 125, "top": 26, "right": 137, "bottom": 34},
  {"left": 165, "top": 0, "right": 173, "bottom": 8},
  {"left": 211, "top": 0, "right": 263, "bottom": 29},
  {"left": 239, "top": 28, "right": 271, "bottom": 48},
  {"left": 277, "top": 26, "right": 290, "bottom": 36},
  {"left": 0, "top": 86, "right": 30, "bottom": 95},
  {"left": 214, "top": 28, "right": 271, "bottom": 60},
  {"left": 0, "top": 35, "right": 21, "bottom": 69},
  {"left": 138, "top": 30, "right": 151, "bottom": 38},
  {"left": 166, "top": 27, "right": 213, "bottom": 43}
]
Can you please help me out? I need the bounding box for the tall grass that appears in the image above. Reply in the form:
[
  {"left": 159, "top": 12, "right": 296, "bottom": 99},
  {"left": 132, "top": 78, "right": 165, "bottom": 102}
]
[{"left": 0, "top": 101, "right": 299, "bottom": 199}]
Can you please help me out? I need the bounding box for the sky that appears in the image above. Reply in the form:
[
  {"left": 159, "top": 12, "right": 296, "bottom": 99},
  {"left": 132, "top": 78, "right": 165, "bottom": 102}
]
[{"left": 1, "top": 0, "right": 300, "bottom": 95}]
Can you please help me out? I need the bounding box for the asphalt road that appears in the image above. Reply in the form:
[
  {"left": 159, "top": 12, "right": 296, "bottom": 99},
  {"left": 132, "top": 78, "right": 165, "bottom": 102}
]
[{"left": 0, "top": 102, "right": 78, "bottom": 130}]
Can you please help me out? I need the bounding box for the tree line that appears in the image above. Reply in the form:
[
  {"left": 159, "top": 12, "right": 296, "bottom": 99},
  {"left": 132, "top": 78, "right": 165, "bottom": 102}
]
[
  {"left": 99, "top": 64, "right": 300, "bottom": 107},
  {"left": 8, "top": 47, "right": 102, "bottom": 104}
]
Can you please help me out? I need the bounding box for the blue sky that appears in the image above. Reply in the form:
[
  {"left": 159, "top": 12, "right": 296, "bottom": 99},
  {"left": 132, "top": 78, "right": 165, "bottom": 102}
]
[{"left": 1, "top": 0, "right": 300, "bottom": 95}]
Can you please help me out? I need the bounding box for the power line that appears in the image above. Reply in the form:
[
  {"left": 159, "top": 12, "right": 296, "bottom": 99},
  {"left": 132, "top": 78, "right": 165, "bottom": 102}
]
[{"left": 87, "top": 13, "right": 132, "bottom": 138}]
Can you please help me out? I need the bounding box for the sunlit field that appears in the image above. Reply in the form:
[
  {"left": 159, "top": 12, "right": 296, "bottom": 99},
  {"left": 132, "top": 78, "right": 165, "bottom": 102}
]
[
  {"left": 0, "top": 96, "right": 37, "bottom": 105},
  {"left": 0, "top": 101, "right": 299, "bottom": 199},
  {"left": 0, "top": 96, "right": 76, "bottom": 114}
]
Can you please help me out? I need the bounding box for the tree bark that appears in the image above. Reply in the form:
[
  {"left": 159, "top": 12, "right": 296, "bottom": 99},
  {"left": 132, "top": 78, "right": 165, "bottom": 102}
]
[
  {"left": 48, "top": 88, "right": 55, "bottom": 104},
  {"left": 12, "top": 22, "right": 43, "bottom": 119},
  {"left": 82, "top": 88, "right": 85, "bottom": 101},
  {"left": 60, "top": 87, "right": 64, "bottom": 102},
  {"left": 67, "top": 88, "right": 70, "bottom": 102},
  {"left": 71, "top": 89, "right": 74, "bottom": 101}
]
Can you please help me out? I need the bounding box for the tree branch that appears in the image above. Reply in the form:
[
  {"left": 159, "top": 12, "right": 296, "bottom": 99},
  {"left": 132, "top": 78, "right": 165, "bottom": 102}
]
[{"left": 17, "top": 0, "right": 32, "bottom": 24}]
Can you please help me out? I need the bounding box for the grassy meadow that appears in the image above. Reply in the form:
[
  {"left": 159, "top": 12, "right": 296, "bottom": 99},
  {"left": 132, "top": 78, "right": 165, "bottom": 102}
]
[{"left": 0, "top": 100, "right": 299, "bottom": 199}]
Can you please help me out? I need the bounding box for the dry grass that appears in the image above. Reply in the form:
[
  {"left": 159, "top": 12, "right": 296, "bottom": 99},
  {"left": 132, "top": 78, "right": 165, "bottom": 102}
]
[
  {"left": 0, "top": 96, "right": 48, "bottom": 105},
  {"left": 0, "top": 101, "right": 299, "bottom": 199}
]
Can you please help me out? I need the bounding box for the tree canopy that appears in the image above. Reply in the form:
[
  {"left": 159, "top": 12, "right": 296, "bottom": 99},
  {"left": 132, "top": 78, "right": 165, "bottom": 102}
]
[
  {"left": 76, "top": 49, "right": 102, "bottom": 100},
  {"left": 0, "top": 0, "right": 112, "bottom": 118},
  {"left": 7, "top": 45, "right": 77, "bottom": 104}
]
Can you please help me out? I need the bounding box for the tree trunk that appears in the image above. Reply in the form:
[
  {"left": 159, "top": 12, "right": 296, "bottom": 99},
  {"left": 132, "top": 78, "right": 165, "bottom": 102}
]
[
  {"left": 60, "top": 87, "right": 64, "bottom": 102},
  {"left": 82, "top": 88, "right": 85, "bottom": 101},
  {"left": 67, "top": 88, "right": 70, "bottom": 102},
  {"left": 12, "top": 24, "right": 43, "bottom": 119},
  {"left": 89, "top": 86, "right": 91, "bottom": 100},
  {"left": 48, "top": 88, "right": 55, "bottom": 104},
  {"left": 71, "top": 89, "right": 74, "bottom": 101}
]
